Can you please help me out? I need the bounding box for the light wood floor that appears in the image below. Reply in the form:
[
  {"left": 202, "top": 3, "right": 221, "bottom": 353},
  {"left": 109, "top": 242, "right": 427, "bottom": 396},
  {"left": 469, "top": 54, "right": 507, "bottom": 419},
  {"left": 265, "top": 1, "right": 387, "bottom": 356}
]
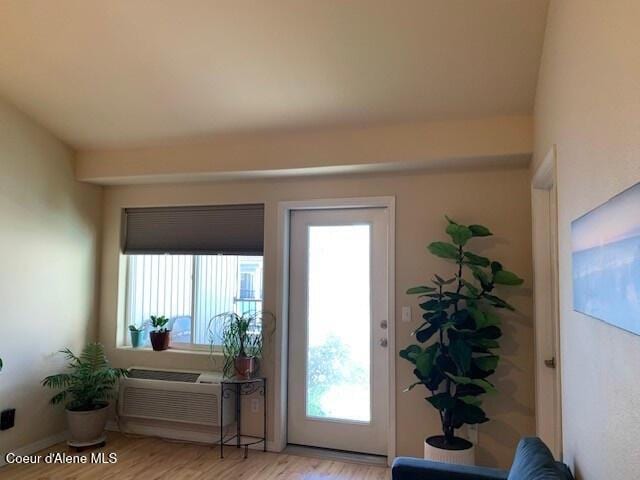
[{"left": 0, "top": 433, "right": 390, "bottom": 480}]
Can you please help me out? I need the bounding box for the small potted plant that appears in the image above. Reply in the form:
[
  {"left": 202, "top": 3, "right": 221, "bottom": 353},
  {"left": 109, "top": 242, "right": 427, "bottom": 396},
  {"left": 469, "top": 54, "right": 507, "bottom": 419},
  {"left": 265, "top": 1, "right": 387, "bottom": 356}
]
[
  {"left": 149, "top": 315, "right": 171, "bottom": 351},
  {"left": 128, "top": 324, "right": 143, "bottom": 348},
  {"left": 212, "top": 312, "right": 272, "bottom": 379},
  {"left": 42, "top": 343, "right": 127, "bottom": 447}
]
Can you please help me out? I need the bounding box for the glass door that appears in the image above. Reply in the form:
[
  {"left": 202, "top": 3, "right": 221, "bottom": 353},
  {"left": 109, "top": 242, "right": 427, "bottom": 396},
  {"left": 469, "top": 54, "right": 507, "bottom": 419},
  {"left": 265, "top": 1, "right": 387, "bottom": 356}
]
[{"left": 287, "top": 208, "right": 389, "bottom": 455}]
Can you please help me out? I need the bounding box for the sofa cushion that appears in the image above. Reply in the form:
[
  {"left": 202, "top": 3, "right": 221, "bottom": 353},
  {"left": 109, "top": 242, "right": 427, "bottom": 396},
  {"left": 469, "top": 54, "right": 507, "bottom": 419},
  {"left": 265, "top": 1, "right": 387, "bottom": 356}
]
[
  {"left": 508, "top": 438, "right": 572, "bottom": 480},
  {"left": 392, "top": 457, "right": 509, "bottom": 480}
]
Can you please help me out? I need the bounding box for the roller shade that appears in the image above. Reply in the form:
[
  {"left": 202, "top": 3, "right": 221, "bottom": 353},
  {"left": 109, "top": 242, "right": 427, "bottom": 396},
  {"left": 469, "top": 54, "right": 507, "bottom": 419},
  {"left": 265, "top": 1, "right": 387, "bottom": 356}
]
[{"left": 121, "top": 204, "right": 264, "bottom": 255}]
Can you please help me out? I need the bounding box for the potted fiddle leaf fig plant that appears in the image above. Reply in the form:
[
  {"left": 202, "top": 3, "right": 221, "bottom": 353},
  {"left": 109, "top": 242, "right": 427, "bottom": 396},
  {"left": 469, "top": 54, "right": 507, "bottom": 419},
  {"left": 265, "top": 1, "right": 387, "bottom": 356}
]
[
  {"left": 149, "top": 315, "right": 171, "bottom": 351},
  {"left": 42, "top": 343, "right": 128, "bottom": 447},
  {"left": 400, "top": 216, "right": 523, "bottom": 465}
]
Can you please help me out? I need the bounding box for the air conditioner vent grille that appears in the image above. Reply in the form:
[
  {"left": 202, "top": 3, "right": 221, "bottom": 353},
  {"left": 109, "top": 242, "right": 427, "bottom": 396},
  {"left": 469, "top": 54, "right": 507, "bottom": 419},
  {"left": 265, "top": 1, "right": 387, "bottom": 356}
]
[
  {"left": 129, "top": 369, "right": 200, "bottom": 383},
  {"left": 123, "top": 387, "right": 218, "bottom": 425}
]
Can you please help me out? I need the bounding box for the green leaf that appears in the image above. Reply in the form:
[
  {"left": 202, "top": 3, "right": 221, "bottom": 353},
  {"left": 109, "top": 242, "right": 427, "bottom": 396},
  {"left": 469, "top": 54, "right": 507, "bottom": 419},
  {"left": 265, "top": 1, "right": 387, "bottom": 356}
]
[
  {"left": 428, "top": 242, "right": 459, "bottom": 260},
  {"left": 444, "top": 215, "right": 458, "bottom": 225},
  {"left": 404, "top": 381, "right": 423, "bottom": 392},
  {"left": 452, "top": 403, "right": 489, "bottom": 425},
  {"left": 469, "top": 224, "right": 492, "bottom": 237},
  {"left": 444, "top": 292, "right": 471, "bottom": 302},
  {"left": 415, "top": 345, "right": 439, "bottom": 377},
  {"left": 416, "top": 323, "right": 439, "bottom": 343},
  {"left": 469, "top": 308, "right": 501, "bottom": 329},
  {"left": 469, "top": 307, "right": 486, "bottom": 329},
  {"left": 420, "top": 299, "right": 448, "bottom": 311},
  {"left": 483, "top": 311, "right": 501, "bottom": 327},
  {"left": 446, "top": 223, "right": 473, "bottom": 246},
  {"left": 493, "top": 270, "right": 524, "bottom": 286},
  {"left": 474, "top": 355, "right": 499, "bottom": 372},
  {"left": 446, "top": 373, "right": 496, "bottom": 394},
  {"left": 426, "top": 392, "right": 456, "bottom": 411},
  {"left": 482, "top": 293, "right": 515, "bottom": 311},
  {"left": 490, "top": 261, "right": 503, "bottom": 274},
  {"left": 458, "top": 395, "right": 482, "bottom": 407},
  {"left": 407, "top": 286, "right": 436, "bottom": 295},
  {"left": 449, "top": 339, "right": 472, "bottom": 373},
  {"left": 476, "top": 326, "right": 502, "bottom": 341},
  {"left": 399, "top": 345, "right": 421, "bottom": 363},
  {"left": 461, "top": 279, "right": 479, "bottom": 296},
  {"left": 434, "top": 275, "right": 456, "bottom": 286},
  {"left": 463, "top": 252, "right": 490, "bottom": 267},
  {"left": 445, "top": 373, "right": 472, "bottom": 385},
  {"left": 470, "top": 266, "right": 491, "bottom": 289},
  {"left": 469, "top": 338, "right": 500, "bottom": 349}
]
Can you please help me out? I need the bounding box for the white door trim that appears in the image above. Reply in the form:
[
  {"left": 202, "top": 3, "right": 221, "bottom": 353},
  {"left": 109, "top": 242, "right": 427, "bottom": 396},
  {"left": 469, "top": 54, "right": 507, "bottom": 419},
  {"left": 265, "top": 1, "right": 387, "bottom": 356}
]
[
  {"left": 274, "top": 196, "right": 396, "bottom": 464},
  {"left": 531, "top": 146, "right": 563, "bottom": 457}
]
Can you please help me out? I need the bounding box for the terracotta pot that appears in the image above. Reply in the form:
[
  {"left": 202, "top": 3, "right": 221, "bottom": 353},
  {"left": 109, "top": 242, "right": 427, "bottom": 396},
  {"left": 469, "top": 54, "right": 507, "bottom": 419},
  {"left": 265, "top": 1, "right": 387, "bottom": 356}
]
[
  {"left": 234, "top": 356, "right": 257, "bottom": 379},
  {"left": 149, "top": 330, "right": 171, "bottom": 351},
  {"left": 66, "top": 403, "right": 109, "bottom": 445},
  {"left": 424, "top": 435, "right": 475, "bottom": 465}
]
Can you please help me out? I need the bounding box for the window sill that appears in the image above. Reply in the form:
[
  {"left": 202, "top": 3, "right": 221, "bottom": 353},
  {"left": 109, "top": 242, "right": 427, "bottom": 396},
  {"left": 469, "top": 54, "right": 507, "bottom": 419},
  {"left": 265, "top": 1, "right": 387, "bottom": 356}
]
[{"left": 117, "top": 346, "right": 223, "bottom": 357}]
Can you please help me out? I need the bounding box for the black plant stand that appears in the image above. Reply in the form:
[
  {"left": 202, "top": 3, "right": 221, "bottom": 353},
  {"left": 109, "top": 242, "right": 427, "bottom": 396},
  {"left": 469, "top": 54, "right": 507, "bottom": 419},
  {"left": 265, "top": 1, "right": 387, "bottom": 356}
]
[{"left": 219, "top": 377, "right": 266, "bottom": 459}]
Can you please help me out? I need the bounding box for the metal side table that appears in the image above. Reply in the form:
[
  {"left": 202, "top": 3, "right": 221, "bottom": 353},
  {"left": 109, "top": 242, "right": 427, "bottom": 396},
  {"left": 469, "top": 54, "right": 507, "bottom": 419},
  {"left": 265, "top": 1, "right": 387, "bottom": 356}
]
[{"left": 220, "top": 376, "right": 266, "bottom": 459}]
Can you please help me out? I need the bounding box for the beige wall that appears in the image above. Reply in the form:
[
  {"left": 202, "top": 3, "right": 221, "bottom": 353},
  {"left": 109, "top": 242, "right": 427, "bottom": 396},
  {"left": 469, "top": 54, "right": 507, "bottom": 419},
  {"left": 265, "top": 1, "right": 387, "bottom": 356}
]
[
  {"left": 0, "top": 99, "right": 102, "bottom": 454},
  {"left": 100, "top": 166, "right": 534, "bottom": 468},
  {"left": 533, "top": 1, "right": 640, "bottom": 479},
  {"left": 77, "top": 115, "right": 532, "bottom": 185}
]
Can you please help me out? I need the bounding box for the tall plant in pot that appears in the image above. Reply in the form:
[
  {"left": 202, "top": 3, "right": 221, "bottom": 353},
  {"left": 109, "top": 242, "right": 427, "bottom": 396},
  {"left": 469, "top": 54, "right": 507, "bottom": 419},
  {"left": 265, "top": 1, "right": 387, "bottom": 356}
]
[
  {"left": 42, "top": 343, "right": 128, "bottom": 447},
  {"left": 212, "top": 311, "right": 272, "bottom": 379},
  {"left": 400, "top": 217, "right": 523, "bottom": 465}
]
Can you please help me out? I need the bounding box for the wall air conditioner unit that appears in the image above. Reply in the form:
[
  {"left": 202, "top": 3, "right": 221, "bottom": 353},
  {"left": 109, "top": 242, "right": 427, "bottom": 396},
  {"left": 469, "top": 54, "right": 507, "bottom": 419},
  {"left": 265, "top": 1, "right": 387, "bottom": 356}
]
[{"left": 118, "top": 367, "right": 234, "bottom": 433}]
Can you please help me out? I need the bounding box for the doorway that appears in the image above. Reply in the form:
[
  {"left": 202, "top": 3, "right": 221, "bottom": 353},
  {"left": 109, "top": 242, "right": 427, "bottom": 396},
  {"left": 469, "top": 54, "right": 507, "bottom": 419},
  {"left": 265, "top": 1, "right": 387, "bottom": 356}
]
[
  {"left": 531, "top": 146, "right": 563, "bottom": 457},
  {"left": 286, "top": 207, "right": 390, "bottom": 455}
]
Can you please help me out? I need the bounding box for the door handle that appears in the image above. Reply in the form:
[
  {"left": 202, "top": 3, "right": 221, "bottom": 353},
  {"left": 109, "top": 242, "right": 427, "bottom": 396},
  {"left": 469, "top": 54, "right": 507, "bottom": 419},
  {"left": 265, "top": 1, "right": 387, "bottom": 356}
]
[
  {"left": 379, "top": 338, "right": 388, "bottom": 348},
  {"left": 544, "top": 357, "right": 556, "bottom": 369}
]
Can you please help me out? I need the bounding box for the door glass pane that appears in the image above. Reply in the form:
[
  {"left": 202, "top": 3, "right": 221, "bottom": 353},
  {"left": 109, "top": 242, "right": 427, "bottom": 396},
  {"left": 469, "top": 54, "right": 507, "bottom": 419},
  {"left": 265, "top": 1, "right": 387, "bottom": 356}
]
[{"left": 306, "top": 225, "right": 371, "bottom": 422}]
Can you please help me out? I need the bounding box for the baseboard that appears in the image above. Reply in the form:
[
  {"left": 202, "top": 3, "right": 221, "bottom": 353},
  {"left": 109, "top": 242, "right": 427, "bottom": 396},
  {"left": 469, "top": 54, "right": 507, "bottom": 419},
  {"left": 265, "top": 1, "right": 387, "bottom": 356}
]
[
  {"left": 0, "top": 431, "right": 68, "bottom": 468},
  {"left": 284, "top": 444, "right": 388, "bottom": 466},
  {"left": 106, "top": 420, "right": 277, "bottom": 452}
]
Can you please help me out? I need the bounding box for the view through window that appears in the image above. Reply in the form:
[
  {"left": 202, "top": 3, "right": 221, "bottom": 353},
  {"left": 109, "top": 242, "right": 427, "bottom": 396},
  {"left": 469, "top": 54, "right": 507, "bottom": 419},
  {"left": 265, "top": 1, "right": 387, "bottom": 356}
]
[{"left": 125, "top": 254, "right": 263, "bottom": 347}]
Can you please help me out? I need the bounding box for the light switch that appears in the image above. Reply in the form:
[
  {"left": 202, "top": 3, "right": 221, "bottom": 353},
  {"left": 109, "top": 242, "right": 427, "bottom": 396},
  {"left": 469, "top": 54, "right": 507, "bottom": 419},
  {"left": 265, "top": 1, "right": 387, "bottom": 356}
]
[{"left": 402, "top": 306, "right": 412, "bottom": 322}]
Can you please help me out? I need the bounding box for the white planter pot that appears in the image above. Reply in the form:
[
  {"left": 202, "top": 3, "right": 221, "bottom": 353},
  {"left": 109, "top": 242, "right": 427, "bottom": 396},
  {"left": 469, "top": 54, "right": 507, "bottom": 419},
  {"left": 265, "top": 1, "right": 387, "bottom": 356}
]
[
  {"left": 424, "top": 436, "right": 475, "bottom": 466},
  {"left": 66, "top": 403, "right": 109, "bottom": 447}
]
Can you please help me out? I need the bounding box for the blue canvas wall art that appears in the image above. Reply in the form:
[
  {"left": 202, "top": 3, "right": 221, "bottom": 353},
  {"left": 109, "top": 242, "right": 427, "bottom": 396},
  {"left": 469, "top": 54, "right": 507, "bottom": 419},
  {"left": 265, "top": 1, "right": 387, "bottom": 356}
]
[{"left": 572, "top": 181, "right": 640, "bottom": 335}]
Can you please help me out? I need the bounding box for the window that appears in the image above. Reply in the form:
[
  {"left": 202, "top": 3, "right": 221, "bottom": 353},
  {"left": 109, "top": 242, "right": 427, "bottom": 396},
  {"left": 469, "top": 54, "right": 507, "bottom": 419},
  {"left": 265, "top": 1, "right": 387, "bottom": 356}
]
[{"left": 125, "top": 254, "right": 263, "bottom": 348}]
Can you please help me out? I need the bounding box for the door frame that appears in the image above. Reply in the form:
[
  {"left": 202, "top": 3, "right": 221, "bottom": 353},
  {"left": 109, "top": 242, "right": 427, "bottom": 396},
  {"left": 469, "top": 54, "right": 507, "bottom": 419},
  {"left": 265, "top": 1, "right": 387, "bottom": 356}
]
[
  {"left": 273, "top": 196, "right": 396, "bottom": 464},
  {"left": 531, "top": 146, "right": 563, "bottom": 457}
]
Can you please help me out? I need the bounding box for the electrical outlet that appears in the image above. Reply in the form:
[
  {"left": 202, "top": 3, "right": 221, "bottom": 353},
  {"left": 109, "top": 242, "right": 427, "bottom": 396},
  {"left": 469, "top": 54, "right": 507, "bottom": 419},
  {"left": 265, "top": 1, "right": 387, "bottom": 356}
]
[
  {"left": 1, "top": 408, "right": 16, "bottom": 431},
  {"left": 402, "top": 306, "right": 412, "bottom": 322},
  {"left": 251, "top": 398, "right": 260, "bottom": 413}
]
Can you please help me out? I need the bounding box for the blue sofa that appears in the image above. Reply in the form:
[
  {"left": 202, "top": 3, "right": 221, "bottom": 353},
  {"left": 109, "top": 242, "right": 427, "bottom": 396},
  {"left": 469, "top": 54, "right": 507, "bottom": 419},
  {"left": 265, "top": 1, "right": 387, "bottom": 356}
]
[{"left": 392, "top": 437, "right": 574, "bottom": 480}]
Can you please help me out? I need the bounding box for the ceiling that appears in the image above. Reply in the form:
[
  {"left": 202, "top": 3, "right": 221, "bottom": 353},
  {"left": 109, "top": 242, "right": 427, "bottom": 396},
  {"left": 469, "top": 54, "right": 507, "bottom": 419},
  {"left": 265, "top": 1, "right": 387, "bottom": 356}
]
[{"left": 0, "top": 1, "right": 549, "bottom": 150}]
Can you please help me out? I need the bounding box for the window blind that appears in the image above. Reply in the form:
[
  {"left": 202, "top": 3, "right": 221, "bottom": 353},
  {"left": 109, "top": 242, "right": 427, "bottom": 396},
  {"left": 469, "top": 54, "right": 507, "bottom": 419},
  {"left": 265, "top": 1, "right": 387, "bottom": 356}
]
[{"left": 121, "top": 204, "right": 264, "bottom": 255}]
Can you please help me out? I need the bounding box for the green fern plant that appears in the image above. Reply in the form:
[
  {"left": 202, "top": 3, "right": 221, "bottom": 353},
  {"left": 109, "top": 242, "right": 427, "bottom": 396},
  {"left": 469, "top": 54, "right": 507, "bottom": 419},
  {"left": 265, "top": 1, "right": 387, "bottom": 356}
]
[{"left": 42, "top": 343, "right": 128, "bottom": 411}]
